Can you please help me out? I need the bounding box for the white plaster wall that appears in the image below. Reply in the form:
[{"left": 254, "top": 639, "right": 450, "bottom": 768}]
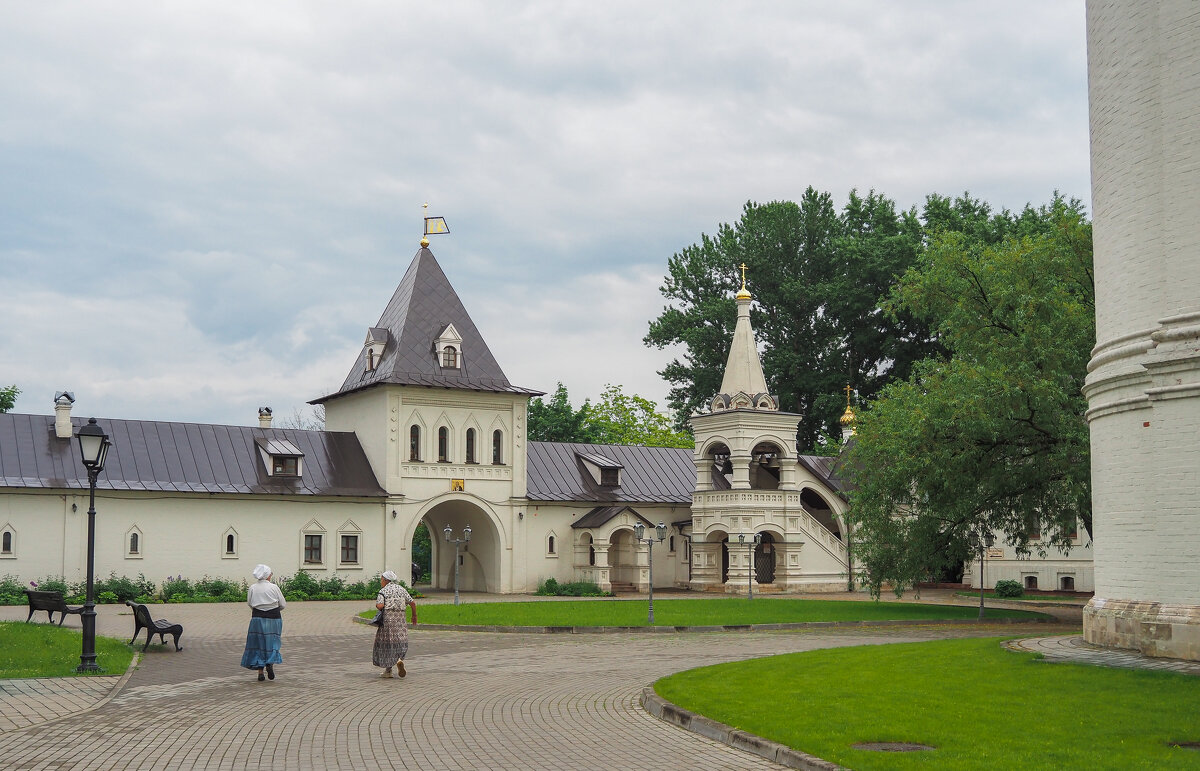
[
  {"left": 1086, "top": 0, "right": 1200, "bottom": 608},
  {"left": 0, "top": 488, "right": 386, "bottom": 587}
]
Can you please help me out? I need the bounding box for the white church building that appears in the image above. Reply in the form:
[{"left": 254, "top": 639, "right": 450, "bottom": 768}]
[{"left": 0, "top": 244, "right": 856, "bottom": 596}]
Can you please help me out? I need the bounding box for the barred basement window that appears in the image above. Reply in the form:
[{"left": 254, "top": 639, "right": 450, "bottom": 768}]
[
  {"left": 304, "top": 534, "right": 323, "bottom": 564},
  {"left": 1024, "top": 575, "right": 1038, "bottom": 590},
  {"left": 1060, "top": 576, "right": 1075, "bottom": 591}
]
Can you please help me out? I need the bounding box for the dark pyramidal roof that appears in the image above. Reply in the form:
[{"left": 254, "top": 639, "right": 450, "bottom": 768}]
[{"left": 315, "top": 247, "right": 541, "bottom": 403}]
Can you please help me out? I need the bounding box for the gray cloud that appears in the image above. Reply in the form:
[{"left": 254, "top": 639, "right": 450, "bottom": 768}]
[{"left": 0, "top": 1, "right": 1088, "bottom": 425}]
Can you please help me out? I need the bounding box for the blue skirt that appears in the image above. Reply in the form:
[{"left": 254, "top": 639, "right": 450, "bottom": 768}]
[{"left": 240, "top": 616, "right": 283, "bottom": 669}]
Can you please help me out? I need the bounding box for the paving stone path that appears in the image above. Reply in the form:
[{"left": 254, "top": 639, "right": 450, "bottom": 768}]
[{"left": 0, "top": 598, "right": 1078, "bottom": 770}]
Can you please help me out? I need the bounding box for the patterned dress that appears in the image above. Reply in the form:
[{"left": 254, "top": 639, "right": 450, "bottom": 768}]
[{"left": 372, "top": 582, "right": 412, "bottom": 667}]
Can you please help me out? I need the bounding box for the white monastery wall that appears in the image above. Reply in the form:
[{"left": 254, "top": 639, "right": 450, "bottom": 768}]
[{"left": 0, "top": 489, "right": 386, "bottom": 586}]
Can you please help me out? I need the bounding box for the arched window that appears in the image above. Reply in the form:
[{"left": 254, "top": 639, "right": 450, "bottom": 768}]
[
  {"left": 669, "top": 535, "right": 675, "bottom": 553},
  {"left": 441, "top": 346, "right": 458, "bottom": 368},
  {"left": 1060, "top": 576, "right": 1075, "bottom": 591},
  {"left": 438, "top": 427, "right": 449, "bottom": 462},
  {"left": 492, "top": 430, "right": 503, "bottom": 464},
  {"left": 548, "top": 535, "right": 556, "bottom": 554},
  {"left": 1, "top": 531, "right": 11, "bottom": 553},
  {"left": 589, "top": 543, "right": 596, "bottom": 566},
  {"left": 409, "top": 425, "right": 421, "bottom": 461},
  {"left": 226, "top": 534, "right": 236, "bottom": 554},
  {"left": 366, "top": 349, "right": 377, "bottom": 371},
  {"left": 129, "top": 533, "right": 139, "bottom": 554},
  {"left": 465, "top": 428, "right": 476, "bottom": 463}
]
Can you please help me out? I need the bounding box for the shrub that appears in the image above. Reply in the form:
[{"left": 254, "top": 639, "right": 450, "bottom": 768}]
[
  {"left": 0, "top": 574, "right": 24, "bottom": 605},
  {"left": 97, "top": 590, "right": 119, "bottom": 604},
  {"left": 33, "top": 576, "right": 71, "bottom": 597},
  {"left": 536, "top": 577, "right": 560, "bottom": 596},
  {"left": 162, "top": 576, "right": 194, "bottom": 601},
  {"left": 194, "top": 576, "right": 238, "bottom": 598},
  {"left": 994, "top": 579, "right": 1024, "bottom": 598},
  {"left": 536, "top": 578, "right": 606, "bottom": 597},
  {"left": 281, "top": 572, "right": 320, "bottom": 598},
  {"left": 318, "top": 575, "right": 345, "bottom": 595},
  {"left": 95, "top": 573, "right": 156, "bottom": 603}
]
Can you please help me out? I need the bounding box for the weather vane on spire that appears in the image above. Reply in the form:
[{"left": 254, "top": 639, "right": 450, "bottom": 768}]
[{"left": 420, "top": 202, "right": 449, "bottom": 248}]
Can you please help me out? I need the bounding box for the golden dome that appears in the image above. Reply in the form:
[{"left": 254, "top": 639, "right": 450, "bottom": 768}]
[{"left": 839, "top": 404, "right": 856, "bottom": 425}]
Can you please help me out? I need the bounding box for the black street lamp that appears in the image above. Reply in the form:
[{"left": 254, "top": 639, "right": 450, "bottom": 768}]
[
  {"left": 443, "top": 524, "right": 471, "bottom": 606},
  {"left": 967, "top": 529, "right": 995, "bottom": 620},
  {"left": 738, "top": 532, "right": 762, "bottom": 599},
  {"left": 633, "top": 521, "right": 667, "bottom": 624},
  {"left": 75, "top": 418, "right": 111, "bottom": 673}
]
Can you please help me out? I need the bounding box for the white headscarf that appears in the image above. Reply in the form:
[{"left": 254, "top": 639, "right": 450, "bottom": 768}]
[
  {"left": 381, "top": 570, "right": 398, "bottom": 582},
  {"left": 252, "top": 564, "right": 272, "bottom": 580}
]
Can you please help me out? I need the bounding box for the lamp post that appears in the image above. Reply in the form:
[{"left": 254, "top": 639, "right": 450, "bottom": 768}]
[
  {"left": 442, "top": 524, "right": 471, "bottom": 606},
  {"left": 738, "top": 532, "right": 762, "bottom": 599},
  {"left": 968, "top": 530, "right": 995, "bottom": 620},
  {"left": 633, "top": 521, "right": 667, "bottom": 624},
  {"left": 75, "top": 418, "right": 111, "bottom": 673}
]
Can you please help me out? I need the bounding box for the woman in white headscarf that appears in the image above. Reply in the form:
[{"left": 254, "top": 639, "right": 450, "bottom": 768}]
[
  {"left": 240, "top": 564, "right": 286, "bottom": 681},
  {"left": 373, "top": 570, "right": 417, "bottom": 678}
]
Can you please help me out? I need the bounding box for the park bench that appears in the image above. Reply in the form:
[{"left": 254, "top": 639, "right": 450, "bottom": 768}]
[
  {"left": 125, "top": 601, "right": 184, "bottom": 652},
  {"left": 24, "top": 589, "right": 84, "bottom": 625}
]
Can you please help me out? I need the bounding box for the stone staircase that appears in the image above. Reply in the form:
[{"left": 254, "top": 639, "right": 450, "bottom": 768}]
[{"left": 609, "top": 581, "right": 636, "bottom": 594}]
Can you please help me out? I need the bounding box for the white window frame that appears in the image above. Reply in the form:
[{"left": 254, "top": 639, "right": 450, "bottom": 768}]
[
  {"left": 0, "top": 523, "right": 15, "bottom": 559},
  {"left": 222, "top": 526, "right": 239, "bottom": 559},
  {"left": 337, "top": 520, "right": 364, "bottom": 570},
  {"left": 301, "top": 520, "right": 328, "bottom": 570},
  {"left": 125, "top": 525, "right": 144, "bottom": 560}
]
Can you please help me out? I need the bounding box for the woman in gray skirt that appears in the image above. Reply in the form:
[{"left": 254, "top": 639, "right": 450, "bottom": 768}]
[{"left": 373, "top": 570, "right": 417, "bottom": 678}]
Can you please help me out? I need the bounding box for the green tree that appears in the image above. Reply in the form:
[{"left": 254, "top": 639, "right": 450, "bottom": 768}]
[
  {"left": 0, "top": 385, "right": 18, "bottom": 413},
  {"left": 527, "top": 383, "right": 597, "bottom": 443},
  {"left": 585, "top": 385, "right": 693, "bottom": 448},
  {"left": 411, "top": 523, "right": 431, "bottom": 583},
  {"left": 846, "top": 201, "right": 1094, "bottom": 596},
  {"left": 646, "top": 189, "right": 933, "bottom": 449}
]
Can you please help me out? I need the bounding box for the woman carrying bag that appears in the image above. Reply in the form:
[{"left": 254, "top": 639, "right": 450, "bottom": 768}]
[{"left": 373, "top": 570, "right": 417, "bottom": 678}]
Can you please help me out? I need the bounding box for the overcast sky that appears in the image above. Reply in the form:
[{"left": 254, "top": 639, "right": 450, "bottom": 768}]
[{"left": 0, "top": 1, "right": 1090, "bottom": 427}]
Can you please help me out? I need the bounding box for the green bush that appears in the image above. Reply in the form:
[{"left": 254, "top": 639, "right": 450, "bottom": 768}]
[
  {"left": 95, "top": 573, "right": 157, "bottom": 603},
  {"left": 162, "top": 576, "right": 194, "bottom": 601},
  {"left": 318, "top": 575, "right": 345, "bottom": 595},
  {"left": 0, "top": 574, "right": 24, "bottom": 605},
  {"left": 281, "top": 572, "right": 320, "bottom": 598},
  {"left": 31, "top": 576, "right": 71, "bottom": 597},
  {"left": 97, "top": 590, "right": 118, "bottom": 604},
  {"left": 536, "top": 578, "right": 606, "bottom": 597},
  {"left": 994, "top": 579, "right": 1024, "bottom": 598}
]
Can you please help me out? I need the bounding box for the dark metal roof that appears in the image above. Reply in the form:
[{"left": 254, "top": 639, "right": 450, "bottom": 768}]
[
  {"left": 571, "top": 505, "right": 654, "bottom": 529},
  {"left": 0, "top": 413, "right": 386, "bottom": 498},
  {"left": 314, "top": 247, "right": 542, "bottom": 403},
  {"left": 527, "top": 442, "right": 695, "bottom": 503},
  {"left": 798, "top": 453, "right": 848, "bottom": 499},
  {"left": 255, "top": 437, "right": 304, "bottom": 457}
]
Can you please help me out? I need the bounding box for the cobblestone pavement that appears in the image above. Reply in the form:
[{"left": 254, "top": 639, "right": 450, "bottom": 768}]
[
  {"left": 1005, "top": 634, "right": 1200, "bottom": 675},
  {"left": 0, "top": 600, "right": 1074, "bottom": 770}
]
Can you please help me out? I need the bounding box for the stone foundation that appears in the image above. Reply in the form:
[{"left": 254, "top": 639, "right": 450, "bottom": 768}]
[{"left": 1084, "top": 598, "right": 1200, "bottom": 662}]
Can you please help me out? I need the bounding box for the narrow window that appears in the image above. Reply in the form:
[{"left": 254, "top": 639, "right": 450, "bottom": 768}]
[
  {"left": 1060, "top": 576, "right": 1075, "bottom": 591},
  {"left": 669, "top": 535, "right": 675, "bottom": 553},
  {"left": 438, "top": 427, "right": 449, "bottom": 462},
  {"left": 129, "top": 533, "right": 139, "bottom": 554},
  {"left": 492, "top": 430, "right": 503, "bottom": 464},
  {"left": 409, "top": 425, "right": 421, "bottom": 461},
  {"left": 458, "top": 553, "right": 464, "bottom": 567},
  {"left": 1067, "top": 520, "right": 1079, "bottom": 540},
  {"left": 341, "top": 534, "right": 359, "bottom": 564},
  {"left": 2, "top": 531, "right": 11, "bottom": 553},
  {"left": 465, "top": 428, "right": 476, "bottom": 463},
  {"left": 548, "top": 535, "right": 556, "bottom": 554},
  {"left": 588, "top": 544, "right": 596, "bottom": 566},
  {"left": 1024, "top": 575, "right": 1038, "bottom": 590},
  {"left": 226, "top": 534, "right": 235, "bottom": 554},
  {"left": 304, "top": 534, "right": 323, "bottom": 564},
  {"left": 1025, "top": 513, "right": 1040, "bottom": 541},
  {"left": 366, "top": 349, "right": 377, "bottom": 371},
  {"left": 442, "top": 346, "right": 458, "bottom": 368}
]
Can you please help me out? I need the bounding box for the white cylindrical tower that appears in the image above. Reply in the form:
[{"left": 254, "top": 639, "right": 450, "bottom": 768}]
[{"left": 1083, "top": 1, "right": 1200, "bottom": 661}]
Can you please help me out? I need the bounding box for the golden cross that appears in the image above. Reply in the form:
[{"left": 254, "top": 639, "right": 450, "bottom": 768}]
[
  {"left": 739, "top": 262, "right": 748, "bottom": 289},
  {"left": 844, "top": 384, "right": 853, "bottom": 407}
]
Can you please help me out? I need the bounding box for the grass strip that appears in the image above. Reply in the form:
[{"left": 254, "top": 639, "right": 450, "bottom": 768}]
[
  {"left": 655, "top": 636, "right": 1200, "bottom": 770},
  {"left": 0, "top": 621, "right": 135, "bottom": 678},
  {"left": 358, "top": 598, "right": 1046, "bottom": 627}
]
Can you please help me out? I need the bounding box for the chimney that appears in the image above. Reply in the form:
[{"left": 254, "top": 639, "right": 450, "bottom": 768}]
[
  {"left": 258, "top": 407, "right": 273, "bottom": 428},
  {"left": 54, "top": 391, "right": 75, "bottom": 439}
]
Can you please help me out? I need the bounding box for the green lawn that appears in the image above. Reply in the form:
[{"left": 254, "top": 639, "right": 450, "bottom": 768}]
[
  {"left": 0, "top": 621, "right": 135, "bottom": 678},
  {"left": 364, "top": 598, "right": 1047, "bottom": 626},
  {"left": 656, "top": 637, "right": 1200, "bottom": 770},
  {"left": 955, "top": 591, "right": 1086, "bottom": 603}
]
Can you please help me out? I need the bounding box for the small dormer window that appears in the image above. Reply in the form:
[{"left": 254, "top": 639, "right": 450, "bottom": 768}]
[
  {"left": 575, "top": 451, "right": 623, "bottom": 487},
  {"left": 434, "top": 323, "right": 463, "bottom": 370},
  {"left": 363, "top": 327, "right": 388, "bottom": 373},
  {"left": 600, "top": 468, "right": 619, "bottom": 486},
  {"left": 257, "top": 437, "right": 304, "bottom": 478}
]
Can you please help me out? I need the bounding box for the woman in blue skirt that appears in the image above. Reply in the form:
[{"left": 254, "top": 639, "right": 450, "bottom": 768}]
[{"left": 241, "top": 564, "right": 286, "bottom": 681}]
